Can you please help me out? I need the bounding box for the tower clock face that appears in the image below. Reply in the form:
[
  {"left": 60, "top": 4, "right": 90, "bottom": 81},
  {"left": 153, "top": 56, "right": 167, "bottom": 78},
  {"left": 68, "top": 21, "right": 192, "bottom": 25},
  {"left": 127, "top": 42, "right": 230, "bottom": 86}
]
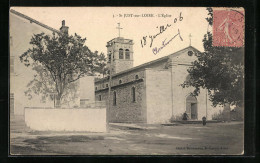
[{"left": 188, "top": 51, "right": 193, "bottom": 56}]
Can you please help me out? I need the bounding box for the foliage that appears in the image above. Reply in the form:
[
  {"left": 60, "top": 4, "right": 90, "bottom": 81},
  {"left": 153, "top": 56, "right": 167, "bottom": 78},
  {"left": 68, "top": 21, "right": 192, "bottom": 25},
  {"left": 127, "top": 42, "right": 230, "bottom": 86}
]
[
  {"left": 20, "top": 32, "right": 106, "bottom": 106},
  {"left": 212, "top": 110, "right": 225, "bottom": 121},
  {"left": 181, "top": 7, "right": 244, "bottom": 107}
]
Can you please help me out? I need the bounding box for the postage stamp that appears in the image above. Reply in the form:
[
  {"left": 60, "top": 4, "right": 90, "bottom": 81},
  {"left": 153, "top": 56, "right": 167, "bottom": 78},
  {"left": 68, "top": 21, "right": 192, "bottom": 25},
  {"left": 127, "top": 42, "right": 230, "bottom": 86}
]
[{"left": 213, "top": 8, "right": 245, "bottom": 47}]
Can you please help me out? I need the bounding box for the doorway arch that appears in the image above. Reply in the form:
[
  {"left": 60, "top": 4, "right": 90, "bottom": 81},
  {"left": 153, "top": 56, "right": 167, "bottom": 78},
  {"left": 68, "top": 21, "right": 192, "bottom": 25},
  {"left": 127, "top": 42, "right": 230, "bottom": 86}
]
[{"left": 186, "top": 95, "right": 198, "bottom": 120}]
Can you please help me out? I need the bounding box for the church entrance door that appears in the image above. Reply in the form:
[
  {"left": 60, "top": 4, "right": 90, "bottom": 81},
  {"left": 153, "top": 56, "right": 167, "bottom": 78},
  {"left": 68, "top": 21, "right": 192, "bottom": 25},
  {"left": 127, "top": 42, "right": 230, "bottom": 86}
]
[
  {"left": 190, "top": 103, "right": 197, "bottom": 119},
  {"left": 186, "top": 95, "right": 198, "bottom": 120}
]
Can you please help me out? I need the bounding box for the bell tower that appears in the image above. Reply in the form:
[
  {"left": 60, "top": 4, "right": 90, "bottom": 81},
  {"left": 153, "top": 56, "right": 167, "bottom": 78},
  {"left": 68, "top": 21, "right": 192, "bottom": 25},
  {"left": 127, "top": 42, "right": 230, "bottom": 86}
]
[
  {"left": 106, "top": 37, "right": 134, "bottom": 74},
  {"left": 106, "top": 23, "right": 134, "bottom": 74}
]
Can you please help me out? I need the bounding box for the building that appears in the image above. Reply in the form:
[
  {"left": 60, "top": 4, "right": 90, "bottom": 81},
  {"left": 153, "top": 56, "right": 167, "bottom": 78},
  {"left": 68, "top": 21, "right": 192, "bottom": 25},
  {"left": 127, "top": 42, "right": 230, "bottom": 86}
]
[
  {"left": 10, "top": 10, "right": 94, "bottom": 115},
  {"left": 95, "top": 37, "right": 223, "bottom": 124}
]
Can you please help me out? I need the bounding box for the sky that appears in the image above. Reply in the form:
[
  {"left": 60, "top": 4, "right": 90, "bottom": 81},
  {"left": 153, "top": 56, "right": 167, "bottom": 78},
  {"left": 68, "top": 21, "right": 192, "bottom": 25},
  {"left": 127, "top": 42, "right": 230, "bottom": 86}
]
[{"left": 11, "top": 7, "right": 210, "bottom": 66}]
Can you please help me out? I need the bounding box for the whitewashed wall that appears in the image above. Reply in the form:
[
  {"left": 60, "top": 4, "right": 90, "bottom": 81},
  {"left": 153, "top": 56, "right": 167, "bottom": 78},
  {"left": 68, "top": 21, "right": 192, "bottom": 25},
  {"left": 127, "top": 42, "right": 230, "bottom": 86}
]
[
  {"left": 24, "top": 108, "right": 107, "bottom": 132},
  {"left": 10, "top": 13, "right": 55, "bottom": 115}
]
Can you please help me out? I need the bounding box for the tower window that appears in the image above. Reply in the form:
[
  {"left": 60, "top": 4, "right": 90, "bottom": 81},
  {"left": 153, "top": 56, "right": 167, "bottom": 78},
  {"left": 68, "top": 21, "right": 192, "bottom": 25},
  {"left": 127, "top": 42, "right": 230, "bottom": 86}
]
[
  {"left": 113, "top": 91, "right": 117, "bottom": 105},
  {"left": 119, "top": 48, "right": 124, "bottom": 59},
  {"left": 131, "top": 87, "right": 136, "bottom": 102},
  {"left": 98, "top": 95, "right": 102, "bottom": 101},
  {"left": 125, "top": 49, "right": 130, "bottom": 59},
  {"left": 135, "top": 75, "right": 139, "bottom": 80},
  {"left": 119, "top": 79, "right": 122, "bottom": 84},
  {"left": 108, "top": 53, "right": 111, "bottom": 62}
]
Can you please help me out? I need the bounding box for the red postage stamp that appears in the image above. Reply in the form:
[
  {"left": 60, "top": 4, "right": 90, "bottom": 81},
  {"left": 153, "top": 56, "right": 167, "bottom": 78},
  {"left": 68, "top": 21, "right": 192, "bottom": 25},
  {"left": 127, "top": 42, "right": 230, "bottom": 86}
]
[{"left": 213, "top": 8, "right": 245, "bottom": 47}]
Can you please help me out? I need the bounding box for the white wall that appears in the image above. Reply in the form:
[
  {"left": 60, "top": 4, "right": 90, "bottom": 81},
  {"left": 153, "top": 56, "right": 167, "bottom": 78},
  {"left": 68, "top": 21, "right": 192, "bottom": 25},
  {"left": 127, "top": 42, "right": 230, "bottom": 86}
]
[
  {"left": 24, "top": 108, "right": 107, "bottom": 132},
  {"left": 170, "top": 47, "right": 223, "bottom": 120},
  {"left": 145, "top": 69, "right": 172, "bottom": 124},
  {"left": 10, "top": 13, "right": 55, "bottom": 115},
  {"left": 79, "top": 76, "right": 95, "bottom": 103}
]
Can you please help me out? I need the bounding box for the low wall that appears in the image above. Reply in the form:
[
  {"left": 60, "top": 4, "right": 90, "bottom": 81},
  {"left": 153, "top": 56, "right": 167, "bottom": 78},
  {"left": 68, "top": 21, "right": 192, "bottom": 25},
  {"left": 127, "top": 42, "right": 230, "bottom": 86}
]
[{"left": 24, "top": 108, "right": 107, "bottom": 132}]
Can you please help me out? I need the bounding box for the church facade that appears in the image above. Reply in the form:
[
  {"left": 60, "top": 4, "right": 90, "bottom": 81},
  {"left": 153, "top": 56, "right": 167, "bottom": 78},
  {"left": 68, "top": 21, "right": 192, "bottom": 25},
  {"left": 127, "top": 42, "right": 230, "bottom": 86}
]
[{"left": 95, "top": 37, "right": 223, "bottom": 124}]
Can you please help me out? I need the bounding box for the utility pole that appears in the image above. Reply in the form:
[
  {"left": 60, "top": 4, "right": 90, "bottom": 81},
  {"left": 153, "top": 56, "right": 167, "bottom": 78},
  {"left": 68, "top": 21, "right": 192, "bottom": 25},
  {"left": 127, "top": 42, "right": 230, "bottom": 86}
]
[
  {"left": 107, "top": 41, "right": 114, "bottom": 132},
  {"left": 206, "top": 90, "right": 208, "bottom": 119}
]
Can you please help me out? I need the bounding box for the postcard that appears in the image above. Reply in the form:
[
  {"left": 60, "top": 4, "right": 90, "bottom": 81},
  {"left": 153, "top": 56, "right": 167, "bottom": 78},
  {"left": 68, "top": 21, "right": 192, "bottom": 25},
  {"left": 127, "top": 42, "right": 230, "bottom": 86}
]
[{"left": 10, "top": 7, "right": 244, "bottom": 155}]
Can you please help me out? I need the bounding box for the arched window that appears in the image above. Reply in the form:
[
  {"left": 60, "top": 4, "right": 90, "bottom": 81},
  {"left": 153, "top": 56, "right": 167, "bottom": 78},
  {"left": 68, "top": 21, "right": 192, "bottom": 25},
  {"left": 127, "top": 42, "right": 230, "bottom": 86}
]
[
  {"left": 113, "top": 91, "right": 117, "bottom": 105},
  {"left": 119, "top": 48, "right": 124, "bottom": 59},
  {"left": 106, "top": 84, "right": 108, "bottom": 88},
  {"left": 125, "top": 49, "right": 130, "bottom": 59},
  {"left": 119, "top": 79, "right": 122, "bottom": 84},
  {"left": 131, "top": 87, "right": 136, "bottom": 102},
  {"left": 135, "top": 75, "right": 139, "bottom": 80},
  {"left": 98, "top": 95, "right": 102, "bottom": 101}
]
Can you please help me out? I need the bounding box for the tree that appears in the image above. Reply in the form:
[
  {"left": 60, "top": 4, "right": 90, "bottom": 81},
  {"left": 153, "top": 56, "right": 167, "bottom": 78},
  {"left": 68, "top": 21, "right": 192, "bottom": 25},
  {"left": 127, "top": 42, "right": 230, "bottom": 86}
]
[
  {"left": 20, "top": 32, "right": 106, "bottom": 107},
  {"left": 181, "top": 8, "right": 244, "bottom": 107}
]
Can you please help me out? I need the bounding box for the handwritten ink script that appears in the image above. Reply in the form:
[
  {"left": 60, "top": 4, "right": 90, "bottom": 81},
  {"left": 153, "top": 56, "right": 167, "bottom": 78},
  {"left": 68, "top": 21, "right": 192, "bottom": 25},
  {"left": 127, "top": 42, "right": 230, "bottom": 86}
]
[
  {"left": 152, "top": 29, "right": 183, "bottom": 55},
  {"left": 140, "top": 12, "right": 184, "bottom": 55}
]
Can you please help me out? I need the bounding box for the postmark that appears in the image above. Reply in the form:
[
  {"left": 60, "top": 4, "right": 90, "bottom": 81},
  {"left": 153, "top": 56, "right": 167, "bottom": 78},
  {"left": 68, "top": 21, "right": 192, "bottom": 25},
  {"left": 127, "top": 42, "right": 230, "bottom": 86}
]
[{"left": 213, "top": 8, "right": 244, "bottom": 47}]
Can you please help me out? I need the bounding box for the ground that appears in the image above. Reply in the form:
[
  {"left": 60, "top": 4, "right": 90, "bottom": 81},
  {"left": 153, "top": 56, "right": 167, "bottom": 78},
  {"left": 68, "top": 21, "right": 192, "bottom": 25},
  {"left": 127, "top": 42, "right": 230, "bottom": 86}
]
[{"left": 10, "top": 115, "right": 243, "bottom": 155}]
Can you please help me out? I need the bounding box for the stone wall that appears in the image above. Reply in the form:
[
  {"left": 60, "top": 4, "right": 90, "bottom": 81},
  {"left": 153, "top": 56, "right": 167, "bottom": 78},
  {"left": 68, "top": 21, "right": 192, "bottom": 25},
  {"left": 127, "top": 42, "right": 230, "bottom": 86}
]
[
  {"left": 114, "top": 59, "right": 133, "bottom": 74},
  {"left": 95, "top": 70, "right": 145, "bottom": 90},
  {"left": 95, "top": 79, "right": 146, "bottom": 123}
]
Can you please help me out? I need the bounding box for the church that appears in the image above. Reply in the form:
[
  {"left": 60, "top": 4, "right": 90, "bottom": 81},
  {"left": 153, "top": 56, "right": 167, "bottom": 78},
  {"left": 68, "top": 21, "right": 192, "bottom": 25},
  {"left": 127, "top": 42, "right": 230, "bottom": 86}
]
[{"left": 95, "top": 37, "right": 223, "bottom": 124}]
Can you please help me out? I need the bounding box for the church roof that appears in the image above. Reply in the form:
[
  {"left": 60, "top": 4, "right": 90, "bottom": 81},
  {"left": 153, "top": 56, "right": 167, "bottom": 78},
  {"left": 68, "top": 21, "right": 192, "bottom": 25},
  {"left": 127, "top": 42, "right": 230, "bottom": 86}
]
[
  {"left": 10, "top": 9, "right": 61, "bottom": 34},
  {"left": 95, "top": 46, "right": 201, "bottom": 83}
]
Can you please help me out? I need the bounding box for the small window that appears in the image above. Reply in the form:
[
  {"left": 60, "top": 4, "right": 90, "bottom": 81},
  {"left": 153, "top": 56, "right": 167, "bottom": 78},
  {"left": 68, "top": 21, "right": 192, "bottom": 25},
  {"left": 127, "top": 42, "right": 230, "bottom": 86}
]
[
  {"left": 95, "top": 87, "right": 97, "bottom": 90},
  {"left": 125, "top": 49, "right": 130, "bottom": 59},
  {"left": 106, "top": 84, "right": 108, "bottom": 88},
  {"left": 135, "top": 75, "right": 139, "bottom": 80},
  {"left": 119, "top": 48, "right": 124, "bottom": 59},
  {"left": 113, "top": 91, "right": 117, "bottom": 105},
  {"left": 98, "top": 95, "right": 102, "bottom": 101},
  {"left": 119, "top": 80, "right": 122, "bottom": 84},
  {"left": 102, "top": 83, "right": 105, "bottom": 88},
  {"left": 108, "top": 53, "right": 111, "bottom": 62},
  {"left": 131, "top": 87, "right": 136, "bottom": 102}
]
